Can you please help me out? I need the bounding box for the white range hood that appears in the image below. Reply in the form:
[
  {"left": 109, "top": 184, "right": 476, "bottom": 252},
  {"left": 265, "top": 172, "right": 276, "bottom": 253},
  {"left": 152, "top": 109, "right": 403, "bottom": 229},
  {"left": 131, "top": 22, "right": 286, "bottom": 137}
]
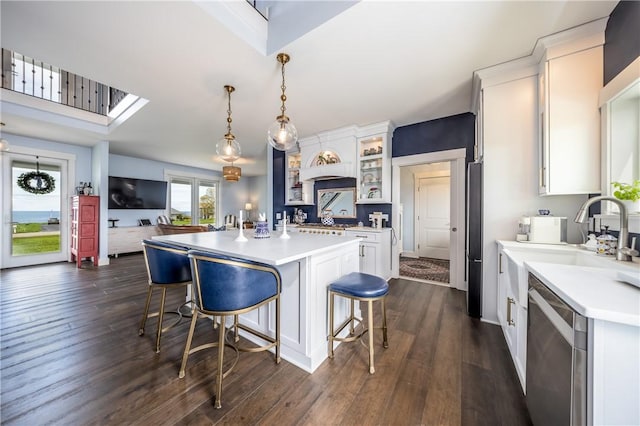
[
  {"left": 299, "top": 162, "right": 354, "bottom": 181},
  {"left": 298, "top": 125, "right": 357, "bottom": 181}
]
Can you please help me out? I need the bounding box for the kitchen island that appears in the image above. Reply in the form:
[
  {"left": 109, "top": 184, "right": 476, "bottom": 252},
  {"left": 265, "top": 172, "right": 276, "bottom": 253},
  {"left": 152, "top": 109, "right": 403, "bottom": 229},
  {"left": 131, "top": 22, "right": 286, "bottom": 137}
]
[{"left": 154, "top": 230, "right": 361, "bottom": 373}]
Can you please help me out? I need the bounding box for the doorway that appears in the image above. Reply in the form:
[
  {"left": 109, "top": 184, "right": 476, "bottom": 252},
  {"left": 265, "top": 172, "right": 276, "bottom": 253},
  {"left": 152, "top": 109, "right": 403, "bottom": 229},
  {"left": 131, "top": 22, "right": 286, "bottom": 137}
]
[
  {"left": 1, "top": 148, "right": 74, "bottom": 269},
  {"left": 391, "top": 149, "right": 466, "bottom": 291},
  {"left": 398, "top": 163, "right": 451, "bottom": 285}
]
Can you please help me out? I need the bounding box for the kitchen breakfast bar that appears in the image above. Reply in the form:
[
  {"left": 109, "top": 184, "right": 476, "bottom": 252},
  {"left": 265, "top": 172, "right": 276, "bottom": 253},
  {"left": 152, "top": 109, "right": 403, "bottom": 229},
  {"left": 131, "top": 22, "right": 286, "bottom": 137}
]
[{"left": 153, "top": 230, "right": 361, "bottom": 373}]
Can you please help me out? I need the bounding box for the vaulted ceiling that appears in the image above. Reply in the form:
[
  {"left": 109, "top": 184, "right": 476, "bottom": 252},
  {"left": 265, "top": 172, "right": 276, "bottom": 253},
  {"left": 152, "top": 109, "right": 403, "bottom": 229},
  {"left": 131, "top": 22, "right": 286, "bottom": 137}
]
[{"left": 0, "top": 1, "right": 618, "bottom": 176}]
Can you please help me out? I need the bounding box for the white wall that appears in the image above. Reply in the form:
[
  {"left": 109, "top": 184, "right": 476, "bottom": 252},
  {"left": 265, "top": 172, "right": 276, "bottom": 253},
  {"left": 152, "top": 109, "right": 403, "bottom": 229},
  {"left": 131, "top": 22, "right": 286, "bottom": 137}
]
[
  {"left": 4, "top": 133, "right": 92, "bottom": 181},
  {"left": 482, "top": 74, "right": 588, "bottom": 324},
  {"left": 220, "top": 175, "right": 268, "bottom": 223},
  {"left": 108, "top": 153, "right": 222, "bottom": 227}
]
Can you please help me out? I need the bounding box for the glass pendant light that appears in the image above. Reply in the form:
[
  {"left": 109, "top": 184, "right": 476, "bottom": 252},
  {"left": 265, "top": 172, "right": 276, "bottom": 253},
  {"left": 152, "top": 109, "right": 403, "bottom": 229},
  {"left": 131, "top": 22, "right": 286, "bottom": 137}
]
[
  {"left": 267, "top": 53, "right": 298, "bottom": 151},
  {"left": 216, "top": 85, "right": 241, "bottom": 162}
]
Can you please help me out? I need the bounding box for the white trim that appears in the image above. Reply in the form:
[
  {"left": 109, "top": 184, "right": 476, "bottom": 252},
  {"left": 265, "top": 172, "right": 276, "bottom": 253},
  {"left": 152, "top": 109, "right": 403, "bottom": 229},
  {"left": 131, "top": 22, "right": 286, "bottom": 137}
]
[
  {"left": 1, "top": 147, "right": 76, "bottom": 268},
  {"left": 599, "top": 56, "right": 640, "bottom": 107},
  {"left": 164, "top": 169, "right": 221, "bottom": 226},
  {"left": 391, "top": 148, "right": 466, "bottom": 291}
]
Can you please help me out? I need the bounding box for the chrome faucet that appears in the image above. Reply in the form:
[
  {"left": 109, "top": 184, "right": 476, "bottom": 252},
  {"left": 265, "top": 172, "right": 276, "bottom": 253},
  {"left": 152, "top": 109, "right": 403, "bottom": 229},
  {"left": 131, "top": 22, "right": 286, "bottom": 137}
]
[{"left": 574, "top": 196, "right": 631, "bottom": 261}]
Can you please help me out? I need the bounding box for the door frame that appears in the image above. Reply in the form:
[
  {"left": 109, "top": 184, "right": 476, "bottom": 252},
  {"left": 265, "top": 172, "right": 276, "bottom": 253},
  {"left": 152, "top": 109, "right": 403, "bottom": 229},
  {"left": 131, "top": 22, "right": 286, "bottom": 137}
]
[
  {"left": 1, "top": 146, "right": 76, "bottom": 269},
  {"left": 392, "top": 148, "right": 466, "bottom": 291}
]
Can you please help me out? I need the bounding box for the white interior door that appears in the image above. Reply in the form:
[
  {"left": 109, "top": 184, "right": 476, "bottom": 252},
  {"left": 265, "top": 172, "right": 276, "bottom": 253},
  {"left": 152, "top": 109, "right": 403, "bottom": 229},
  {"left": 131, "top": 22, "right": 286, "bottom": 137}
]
[{"left": 416, "top": 176, "right": 450, "bottom": 259}]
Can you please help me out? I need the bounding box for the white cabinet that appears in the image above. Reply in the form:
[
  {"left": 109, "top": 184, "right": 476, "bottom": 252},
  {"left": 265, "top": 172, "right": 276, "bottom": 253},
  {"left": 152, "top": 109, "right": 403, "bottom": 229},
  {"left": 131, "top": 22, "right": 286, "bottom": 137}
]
[
  {"left": 356, "top": 121, "right": 393, "bottom": 203},
  {"left": 538, "top": 44, "right": 603, "bottom": 195},
  {"left": 108, "top": 226, "right": 159, "bottom": 256},
  {"left": 285, "top": 150, "right": 313, "bottom": 205},
  {"left": 497, "top": 244, "right": 526, "bottom": 391},
  {"left": 345, "top": 228, "right": 392, "bottom": 280}
]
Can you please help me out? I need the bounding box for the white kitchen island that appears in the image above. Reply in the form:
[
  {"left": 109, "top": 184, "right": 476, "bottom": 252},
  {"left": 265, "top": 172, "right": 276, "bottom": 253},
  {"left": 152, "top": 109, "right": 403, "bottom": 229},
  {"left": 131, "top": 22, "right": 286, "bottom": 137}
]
[{"left": 154, "top": 230, "right": 361, "bottom": 373}]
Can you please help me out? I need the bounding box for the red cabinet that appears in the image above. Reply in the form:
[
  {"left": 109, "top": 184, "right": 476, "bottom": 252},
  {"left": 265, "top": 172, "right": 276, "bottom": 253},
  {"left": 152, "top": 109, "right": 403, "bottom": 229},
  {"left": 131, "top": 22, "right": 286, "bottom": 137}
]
[{"left": 71, "top": 195, "right": 99, "bottom": 268}]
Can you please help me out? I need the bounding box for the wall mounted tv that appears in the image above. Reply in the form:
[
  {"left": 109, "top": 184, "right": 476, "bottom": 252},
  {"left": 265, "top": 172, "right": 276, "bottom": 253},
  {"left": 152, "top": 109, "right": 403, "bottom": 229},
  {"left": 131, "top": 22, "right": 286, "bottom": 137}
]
[{"left": 108, "top": 176, "right": 168, "bottom": 209}]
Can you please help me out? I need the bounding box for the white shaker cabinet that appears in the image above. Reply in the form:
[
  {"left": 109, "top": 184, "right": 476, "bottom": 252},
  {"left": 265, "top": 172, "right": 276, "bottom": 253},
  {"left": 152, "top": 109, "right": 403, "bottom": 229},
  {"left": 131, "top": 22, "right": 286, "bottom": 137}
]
[
  {"left": 345, "top": 227, "right": 392, "bottom": 281},
  {"left": 497, "top": 244, "right": 527, "bottom": 391},
  {"left": 538, "top": 45, "right": 603, "bottom": 195}
]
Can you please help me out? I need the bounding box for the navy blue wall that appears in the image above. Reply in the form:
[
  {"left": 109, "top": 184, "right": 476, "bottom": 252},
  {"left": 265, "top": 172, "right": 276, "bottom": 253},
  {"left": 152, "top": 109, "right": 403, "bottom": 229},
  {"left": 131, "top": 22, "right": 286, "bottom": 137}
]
[
  {"left": 273, "top": 113, "right": 475, "bottom": 227},
  {"left": 392, "top": 112, "right": 475, "bottom": 163},
  {"left": 604, "top": 0, "right": 640, "bottom": 85}
]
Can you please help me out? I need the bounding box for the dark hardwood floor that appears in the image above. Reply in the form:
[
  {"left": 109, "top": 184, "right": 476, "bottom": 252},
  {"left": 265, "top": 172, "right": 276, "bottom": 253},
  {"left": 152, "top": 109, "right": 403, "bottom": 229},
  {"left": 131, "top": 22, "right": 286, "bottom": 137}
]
[{"left": 1, "top": 254, "right": 531, "bottom": 425}]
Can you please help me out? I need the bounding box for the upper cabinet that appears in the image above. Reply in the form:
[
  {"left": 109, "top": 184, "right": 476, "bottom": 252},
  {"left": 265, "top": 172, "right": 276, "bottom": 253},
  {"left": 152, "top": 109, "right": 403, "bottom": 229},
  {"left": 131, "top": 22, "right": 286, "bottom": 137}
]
[
  {"left": 538, "top": 31, "right": 604, "bottom": 195},
  {"left": 356, "top": 121, "right": 394, "bottom": 203},
  {"left": 285, "top": 150, "right": 313, "bottom": 205}
]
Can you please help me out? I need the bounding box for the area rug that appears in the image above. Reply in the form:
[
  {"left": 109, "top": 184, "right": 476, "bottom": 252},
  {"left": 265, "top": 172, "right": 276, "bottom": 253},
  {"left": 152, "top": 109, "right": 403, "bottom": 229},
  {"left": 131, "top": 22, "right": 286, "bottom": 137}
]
[{"left": 399, "top": 256, "right": 449, "bottom": 283}]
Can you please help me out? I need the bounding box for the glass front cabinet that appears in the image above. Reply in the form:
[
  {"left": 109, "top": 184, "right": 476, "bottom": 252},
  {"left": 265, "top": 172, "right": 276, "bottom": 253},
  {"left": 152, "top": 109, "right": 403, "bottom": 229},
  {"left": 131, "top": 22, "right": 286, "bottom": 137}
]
[
  {"left": 356, "top": 121, "right": 393, "bottom": 203},
  {"left": 285, "top": 150, "right": 313, "bottom": 205}
]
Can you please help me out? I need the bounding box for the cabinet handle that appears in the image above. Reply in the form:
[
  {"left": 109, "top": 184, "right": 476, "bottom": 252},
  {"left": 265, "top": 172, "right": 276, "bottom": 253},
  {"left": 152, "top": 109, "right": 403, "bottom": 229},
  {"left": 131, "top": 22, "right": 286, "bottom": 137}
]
[
  {"left": 507, "top": 297, "right": 515, "bottom": 326},
  {"left": 499, "top": 253, "right": 503, "bottom": 274},
  {"left": 359, "top": 245, "right": 364, "bottom": 257},
  {"left": 355, "top": 235, "right": 368, "bottom": 239}
]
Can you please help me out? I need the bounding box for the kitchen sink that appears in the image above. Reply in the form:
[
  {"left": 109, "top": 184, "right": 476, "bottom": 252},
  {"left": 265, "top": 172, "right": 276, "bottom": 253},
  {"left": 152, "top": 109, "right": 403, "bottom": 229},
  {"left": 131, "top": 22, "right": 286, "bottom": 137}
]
[{"left": 505, "top": 245, "right": 639, "bottom": 272}]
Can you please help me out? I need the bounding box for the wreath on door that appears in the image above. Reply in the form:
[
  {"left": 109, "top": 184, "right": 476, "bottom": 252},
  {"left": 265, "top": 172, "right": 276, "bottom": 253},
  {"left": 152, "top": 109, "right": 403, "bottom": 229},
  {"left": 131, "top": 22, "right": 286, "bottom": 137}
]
[{"left": 16, "top": 157, "right": 56, "bottom": 195}]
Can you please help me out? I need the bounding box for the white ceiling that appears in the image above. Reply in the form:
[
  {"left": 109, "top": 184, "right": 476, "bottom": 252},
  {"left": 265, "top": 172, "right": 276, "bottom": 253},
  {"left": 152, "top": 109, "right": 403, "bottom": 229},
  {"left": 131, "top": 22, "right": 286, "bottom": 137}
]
[{"left": 0, "top": 1, "right": 618, "bottom": 176}]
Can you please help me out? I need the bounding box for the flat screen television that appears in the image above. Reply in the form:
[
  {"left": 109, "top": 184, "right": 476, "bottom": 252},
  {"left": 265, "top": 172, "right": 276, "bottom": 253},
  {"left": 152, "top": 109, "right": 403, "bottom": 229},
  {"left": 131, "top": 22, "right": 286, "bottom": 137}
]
[{"left": 108, "top": 176, "right": 167, "bottom": 209}]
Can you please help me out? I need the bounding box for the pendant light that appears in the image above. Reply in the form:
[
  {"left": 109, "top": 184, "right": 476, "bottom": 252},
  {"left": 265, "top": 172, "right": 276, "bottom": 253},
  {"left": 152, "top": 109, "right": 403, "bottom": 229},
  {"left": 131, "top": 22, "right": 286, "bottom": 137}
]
[
  {"left": 222, "top": 163, "right": 241, "bottom": 182},
  {"left": 216, "top": 85, "right": 241, "bottom": 162},
  {"left": 267, "top": 53, "right": 298, "bottom": 151}
]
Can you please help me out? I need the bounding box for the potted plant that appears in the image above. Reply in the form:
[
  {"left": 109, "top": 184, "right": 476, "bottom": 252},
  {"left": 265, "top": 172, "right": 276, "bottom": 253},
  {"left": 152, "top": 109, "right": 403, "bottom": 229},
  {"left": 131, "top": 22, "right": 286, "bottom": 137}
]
[{"left": 612, "top": 180, "right": 640, "bottom": 213}]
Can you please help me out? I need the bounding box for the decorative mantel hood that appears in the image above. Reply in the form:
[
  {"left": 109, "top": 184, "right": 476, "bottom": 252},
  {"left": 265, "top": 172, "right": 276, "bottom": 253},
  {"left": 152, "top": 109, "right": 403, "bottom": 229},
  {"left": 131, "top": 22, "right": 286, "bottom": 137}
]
[
  {"left": 298, "top": 125, "right": 357, "bottom": 181},
  {"left": 299, "top": 162, "right": 354, "bottom": 181}
]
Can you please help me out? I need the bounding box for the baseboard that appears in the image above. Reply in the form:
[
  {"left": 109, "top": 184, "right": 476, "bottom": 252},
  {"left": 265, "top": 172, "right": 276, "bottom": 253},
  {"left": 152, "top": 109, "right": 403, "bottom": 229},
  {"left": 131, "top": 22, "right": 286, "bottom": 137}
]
[{"left": 401, "top": 251, "right": 418, "bottom": 258}]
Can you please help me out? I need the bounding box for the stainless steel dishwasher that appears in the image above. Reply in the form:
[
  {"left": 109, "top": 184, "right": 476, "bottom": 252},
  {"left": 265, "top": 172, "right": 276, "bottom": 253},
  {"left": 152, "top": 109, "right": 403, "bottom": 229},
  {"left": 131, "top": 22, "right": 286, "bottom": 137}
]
[{"left": 526, "top": 273, "right": 588, "bottom": 426}]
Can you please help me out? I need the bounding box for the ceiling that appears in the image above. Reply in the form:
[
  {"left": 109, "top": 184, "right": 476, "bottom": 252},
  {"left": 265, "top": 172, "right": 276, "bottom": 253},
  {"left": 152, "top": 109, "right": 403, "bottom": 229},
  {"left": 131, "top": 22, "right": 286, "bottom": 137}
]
[{"left": 0, "top": 1, "right": 618, "bottom": 176}]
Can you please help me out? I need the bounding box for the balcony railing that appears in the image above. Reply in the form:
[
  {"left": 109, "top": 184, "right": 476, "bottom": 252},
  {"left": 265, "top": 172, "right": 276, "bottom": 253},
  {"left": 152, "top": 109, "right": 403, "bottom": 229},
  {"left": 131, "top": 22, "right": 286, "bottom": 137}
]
[{"left": 1, "top": 48, "right": 128, "bottom": 116}]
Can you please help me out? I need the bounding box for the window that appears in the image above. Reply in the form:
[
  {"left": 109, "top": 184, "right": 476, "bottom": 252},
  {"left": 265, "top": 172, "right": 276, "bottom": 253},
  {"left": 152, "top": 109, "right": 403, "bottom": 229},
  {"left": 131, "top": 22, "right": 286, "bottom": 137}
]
[{"left": 168, "top": 175, "right": 219, "bottom": 225}]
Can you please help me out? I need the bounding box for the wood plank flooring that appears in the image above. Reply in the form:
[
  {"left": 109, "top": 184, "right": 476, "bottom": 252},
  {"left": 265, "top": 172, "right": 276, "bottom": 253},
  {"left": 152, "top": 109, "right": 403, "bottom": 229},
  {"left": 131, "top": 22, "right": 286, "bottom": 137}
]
[{"left": 1, "top": 254, "right": 531, "bottom": 425}]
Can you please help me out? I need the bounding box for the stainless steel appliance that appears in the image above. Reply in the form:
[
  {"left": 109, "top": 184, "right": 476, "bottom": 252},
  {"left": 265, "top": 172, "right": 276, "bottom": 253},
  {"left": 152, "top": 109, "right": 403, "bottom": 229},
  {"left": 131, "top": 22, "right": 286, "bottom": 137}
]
[
  {"left": 527, "top": 273, "right": 588, "bottom": 426},
  {"left": 296, "top": 223, "right": 356, "bottom": 236},
  {"left": 466, "top": 162, "right": 482, "bottom": 317}
]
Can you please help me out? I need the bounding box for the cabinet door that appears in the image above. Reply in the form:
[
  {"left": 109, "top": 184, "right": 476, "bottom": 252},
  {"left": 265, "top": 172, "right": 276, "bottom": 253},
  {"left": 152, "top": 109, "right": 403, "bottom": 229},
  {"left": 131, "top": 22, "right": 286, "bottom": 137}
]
[
  {"left": 540, "top": 46, "right": 602, "bottom": 195},
  {"left": 497, "top": 250, "right": 517, "bottom": 351},
  {"left": 356, "top": 129, "right": 391, "bottom": 203},
  {"left": 360, "top": 243, "right": 378, "bottom": 276}
]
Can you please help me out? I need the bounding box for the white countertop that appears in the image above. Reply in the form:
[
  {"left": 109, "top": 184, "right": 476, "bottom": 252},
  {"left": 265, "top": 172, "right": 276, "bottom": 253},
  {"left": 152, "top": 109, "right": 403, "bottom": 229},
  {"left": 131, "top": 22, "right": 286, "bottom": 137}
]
[
  {"left": 525, "top": 262, "right": 640, "bottom": 326},
  {"left": 154, "top": 230, "right": 360, "bottom": 266},
  {"left": 498, "top": 239, "right": 640, "bottom": 326}
]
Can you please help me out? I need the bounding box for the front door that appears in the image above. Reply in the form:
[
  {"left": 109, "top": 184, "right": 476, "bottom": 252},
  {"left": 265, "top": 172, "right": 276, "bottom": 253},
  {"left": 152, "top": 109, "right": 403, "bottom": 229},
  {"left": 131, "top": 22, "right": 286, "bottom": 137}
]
[{"left": 1, "top": 152, "right": 69, "bottom": 268}]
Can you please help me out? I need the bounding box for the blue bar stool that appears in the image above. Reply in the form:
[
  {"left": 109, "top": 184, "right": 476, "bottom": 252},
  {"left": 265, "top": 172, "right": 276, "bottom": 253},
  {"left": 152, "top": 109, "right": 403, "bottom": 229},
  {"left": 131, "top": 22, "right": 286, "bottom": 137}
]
[
  {"left": 139, "top": 239, "right": 192, "bottom": 353},
  {"left": 179, "top": 250, "right": 281, "bottom": 409},
  {"left": 328, "top": 272, "right": 389, "bottom": 374}
]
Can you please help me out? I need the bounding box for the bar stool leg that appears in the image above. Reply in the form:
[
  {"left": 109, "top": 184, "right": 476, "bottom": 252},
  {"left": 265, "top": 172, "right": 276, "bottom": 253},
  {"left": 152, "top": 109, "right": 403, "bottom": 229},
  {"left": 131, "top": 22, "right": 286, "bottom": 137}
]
[
  {"left": 215, "top": 314, "right": 226, "bottom": 409},
  {"left": 368, "top": 299, "right": 375, "bottom": 374},
  {"left": 138, "top": 286, "right": 153, "bottom": 336},
  {"left": 179, "top": 312, "right": 199, "bottom": 378},
  {"left": 349, "top": 298, "right": 356, "bottom": 335},
  {"left": 328, "top": 291, "right": 335, "bottom": 359},
  {"left": 155, "top": 288, "right": 167, "bottom": 353},
  {"left": 382, "top": 297, "right": 389, "bottom": 348}
]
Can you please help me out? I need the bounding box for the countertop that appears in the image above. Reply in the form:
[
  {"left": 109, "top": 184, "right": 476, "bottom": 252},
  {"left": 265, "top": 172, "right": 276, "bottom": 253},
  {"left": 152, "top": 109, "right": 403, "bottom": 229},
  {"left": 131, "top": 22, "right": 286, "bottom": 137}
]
[
  {"left": 154, "top": 230, "right": 360, "bottom": 266},
  {"left": 499, "top": 240, "right": 640, "bottom": 327},
  {"left": 525, "top": 262, "right": 640, "bottom": 326}
]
